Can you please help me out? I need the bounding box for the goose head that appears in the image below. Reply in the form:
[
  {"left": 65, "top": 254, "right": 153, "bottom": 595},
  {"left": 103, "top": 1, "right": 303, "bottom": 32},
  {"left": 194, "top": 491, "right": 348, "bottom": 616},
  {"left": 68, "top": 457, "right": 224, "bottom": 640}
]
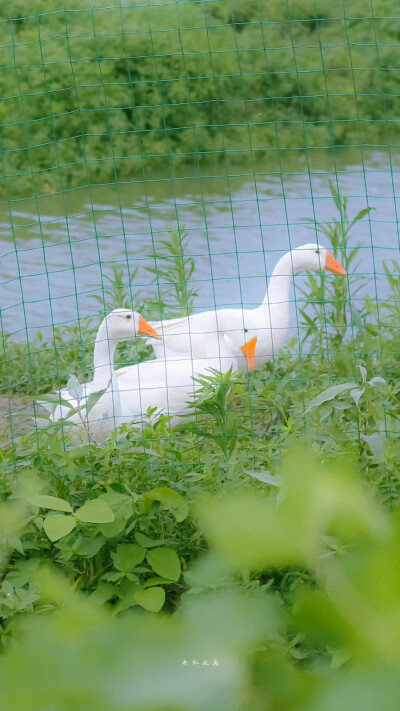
[
  {"left": 289, "top": 244, "right": 346, "bottom": 275},
  {"left": 102, "top": 308, "right": 162, "bottom": 343}
]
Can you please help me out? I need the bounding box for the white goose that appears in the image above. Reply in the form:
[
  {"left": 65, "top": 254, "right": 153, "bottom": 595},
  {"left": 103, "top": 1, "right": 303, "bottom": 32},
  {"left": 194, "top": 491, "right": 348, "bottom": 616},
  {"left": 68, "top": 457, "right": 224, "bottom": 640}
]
[
  {"left": 49, "top": 309, "right": 161, "bottom": 441},
  {"left": 115, "top": 331, "right": 257, "bottom": 427},
  {"left": 146, "top": 244, "right": 346, "bottom": 370}
]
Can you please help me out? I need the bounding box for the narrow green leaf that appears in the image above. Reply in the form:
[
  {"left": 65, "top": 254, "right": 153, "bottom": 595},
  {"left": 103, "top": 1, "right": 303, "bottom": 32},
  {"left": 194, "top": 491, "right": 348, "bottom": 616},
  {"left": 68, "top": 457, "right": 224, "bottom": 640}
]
[
  {"left": 358, "top": 365, "right": 367, "bottom": 382},
  {"left": 351, "top": 206, "right": 373, "bottom": 224},
  {"left": 143, "top": 577, "right": 174, "bottom": 588},
  {"left": 305, "top": 383, "right": 356, "bottom": 414},
  {"left": 36, "top": 393, "right": 74, "bottom": 407},
  {"left": 135, "top": 532, "right": 167, "bottom": 548}
]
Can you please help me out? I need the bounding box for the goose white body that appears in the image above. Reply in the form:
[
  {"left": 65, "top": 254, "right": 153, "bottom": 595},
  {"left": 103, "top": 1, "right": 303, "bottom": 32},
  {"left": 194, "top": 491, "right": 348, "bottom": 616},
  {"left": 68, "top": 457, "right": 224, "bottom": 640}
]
[
  {"left": 116, "top": 333, "right": 238, "bottom": 427},
  {"left": 147, "top": 244, "right": 346, "bottom": 370}
]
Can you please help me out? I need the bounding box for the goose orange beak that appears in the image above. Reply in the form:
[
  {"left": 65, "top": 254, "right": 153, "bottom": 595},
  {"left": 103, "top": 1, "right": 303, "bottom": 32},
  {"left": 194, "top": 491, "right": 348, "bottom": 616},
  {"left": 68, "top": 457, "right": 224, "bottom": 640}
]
[
  {"left": 138, "top": 315, "right": 162, "bottom": 340},
  {"left": 325, "top": 251, "right": 346, "bottom": 275},
  {"left": 241, "top": 337, "right": 257, "bottom": 371}
]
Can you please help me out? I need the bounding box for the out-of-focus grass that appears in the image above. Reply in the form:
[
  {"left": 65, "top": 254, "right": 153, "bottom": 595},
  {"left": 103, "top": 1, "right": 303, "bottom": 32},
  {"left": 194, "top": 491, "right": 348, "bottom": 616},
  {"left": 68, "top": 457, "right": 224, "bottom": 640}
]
[{"left": 1, "top": 450, "right": 400, "bottom": 710}]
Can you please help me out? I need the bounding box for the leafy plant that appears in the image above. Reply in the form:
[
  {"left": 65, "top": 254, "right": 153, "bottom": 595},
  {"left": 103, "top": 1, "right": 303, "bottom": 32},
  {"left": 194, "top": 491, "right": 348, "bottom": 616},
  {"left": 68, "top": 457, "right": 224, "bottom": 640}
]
[
  {"left": 298, "top": 182, "right": 372, "bottom": 364},
  {"left": 186, "top": 368, "right": 242, "bottom": 463},
  {"left": 89, "top": 264, "right": 142, "bottom": 314},
  {"left": 146, "top": 227, "right": 198, "bottom": 318}
]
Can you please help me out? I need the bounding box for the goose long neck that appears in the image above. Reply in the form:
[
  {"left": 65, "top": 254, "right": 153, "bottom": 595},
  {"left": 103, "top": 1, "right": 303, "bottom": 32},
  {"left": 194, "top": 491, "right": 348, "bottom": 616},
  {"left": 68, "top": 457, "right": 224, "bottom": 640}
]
[
  {"left": 262, "top": 251, "right": 295, "bottom": 307},
  {"left": 91, "top": 324, "right": 119, "bottom": 389}
]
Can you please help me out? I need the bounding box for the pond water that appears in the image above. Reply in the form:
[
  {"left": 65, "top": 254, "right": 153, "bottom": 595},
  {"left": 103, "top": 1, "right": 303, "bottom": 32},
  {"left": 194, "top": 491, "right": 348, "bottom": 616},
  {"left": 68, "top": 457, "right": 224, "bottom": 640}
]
[{"left": 0, "top": 146, "right": 399, "bottom": 342}]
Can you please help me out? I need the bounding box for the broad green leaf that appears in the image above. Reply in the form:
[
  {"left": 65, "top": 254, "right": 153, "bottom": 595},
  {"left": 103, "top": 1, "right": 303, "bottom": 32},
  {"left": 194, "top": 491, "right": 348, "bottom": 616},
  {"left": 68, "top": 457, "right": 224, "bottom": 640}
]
[
  {"left": 36, "top": 394, "right": 75, "bottom": 408},
  {"left": 361, "top": 433, "right": 386, "bottom": 459},
  {"left": 85, "top": 387, "right": 108, "bottom": 415},
  {"left": 116, "top": 544, "right": 146, "bottom": 572},
  {"left": 99, "top": 492, "right": 133, "bottom": 518},
  {"left": 67, "top": 374, "right": 83, "bottom": 401},
  {"left": 35, "top": 402, "right": 54, "bottom": 416},
  {"left": 134, "top": 587, "right": 165, "bottom": 612},
  {"left": 146, "top": 548, "right": 181, "bottom": 582},
  {"left": 26, "top": 495, "right": 73, "bottom": 513},
  {"left": 99, "top": 492, "right": 133, "bottom": 538},
  {"left": 6, "top": 559, "right": 41, "bottom": 588},
  {"left": 144, "top": 488, "right": 188, "bottom": 522},
  {"left": 90, "top": 584, "right": 116, "bottom": 606},
  {"left": 116, "top": 580, "right": 142, "bottom": 611},
  {"left": 350, "top": 388, "right": 365, "bottom": 407},
  {"left": 72, "top": 536, "right": 105, "bottom": 558},
  {"left": 43, "top": 515, "right": 76, "bottom": 542},
  {"left": 75, "top": 499, "right": 114, "bottom": 524},
  {"left": 99, "top": 518, "right": 129, "bottom": 539},
  {"left": 305, "top": 383, "right": 356, "bottom": 414},
  {"left": 368, "top": 376, "right": 387, "bottom": 390},
  {"left": 6, "top": 536, "right": 24, "bottom": 555}
]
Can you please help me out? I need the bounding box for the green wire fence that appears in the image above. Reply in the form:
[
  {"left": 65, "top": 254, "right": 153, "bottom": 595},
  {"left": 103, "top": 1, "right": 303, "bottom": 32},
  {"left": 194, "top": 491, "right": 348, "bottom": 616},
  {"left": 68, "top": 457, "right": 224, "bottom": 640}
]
[
  {"left": 0, "top": 0, "right": 399, "bottom": 458},
  {"left": 3, "top": 2, "right": 400, "bottom": 701}
]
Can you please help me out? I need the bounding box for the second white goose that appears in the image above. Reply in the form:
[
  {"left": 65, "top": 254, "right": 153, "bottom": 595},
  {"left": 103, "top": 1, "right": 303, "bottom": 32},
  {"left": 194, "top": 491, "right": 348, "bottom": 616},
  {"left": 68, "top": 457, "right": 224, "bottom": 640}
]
[
  {"left": 116, "top": 332, "right": 257, "bottom": 427},
  {"left": 49, "top": 308, "right": 161, "bottom": 441}
]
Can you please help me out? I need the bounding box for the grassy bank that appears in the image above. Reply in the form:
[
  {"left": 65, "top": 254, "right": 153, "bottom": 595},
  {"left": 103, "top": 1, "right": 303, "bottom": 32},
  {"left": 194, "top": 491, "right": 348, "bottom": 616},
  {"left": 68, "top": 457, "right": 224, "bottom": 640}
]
[{"left": 0, "top": 0, "right": 399, "bottom": 199}]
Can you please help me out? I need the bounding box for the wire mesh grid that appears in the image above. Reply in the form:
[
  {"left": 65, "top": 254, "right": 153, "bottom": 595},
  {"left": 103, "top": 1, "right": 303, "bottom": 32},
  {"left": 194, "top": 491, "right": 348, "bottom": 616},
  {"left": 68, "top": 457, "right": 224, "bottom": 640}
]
[{"left": 0, "top": 0, "right": 400, "bottom": 480}]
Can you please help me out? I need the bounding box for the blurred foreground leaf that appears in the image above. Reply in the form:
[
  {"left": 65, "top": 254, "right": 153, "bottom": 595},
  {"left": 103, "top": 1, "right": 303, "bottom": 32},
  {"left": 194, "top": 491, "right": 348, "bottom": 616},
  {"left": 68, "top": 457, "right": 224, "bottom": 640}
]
[{"left": 0, "top": 570, "right": 278, "bottom": 711}]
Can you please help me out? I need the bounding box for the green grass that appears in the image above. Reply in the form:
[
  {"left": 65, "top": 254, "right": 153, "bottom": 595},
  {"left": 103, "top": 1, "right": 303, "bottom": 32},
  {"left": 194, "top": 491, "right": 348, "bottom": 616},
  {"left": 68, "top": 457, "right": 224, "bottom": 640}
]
[
  {"left": 0, "top": 0, "right": 399, "bottom": 199},
  {"left": 1, "top": 186, "right": 400, "bottom": 706}
]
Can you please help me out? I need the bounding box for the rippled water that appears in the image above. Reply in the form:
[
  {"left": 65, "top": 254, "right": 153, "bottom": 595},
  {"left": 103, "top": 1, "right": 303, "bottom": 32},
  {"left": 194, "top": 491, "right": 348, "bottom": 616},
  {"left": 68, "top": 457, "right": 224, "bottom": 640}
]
[{"left": 1, "top": 148, "right": 399, "bottom": 341}]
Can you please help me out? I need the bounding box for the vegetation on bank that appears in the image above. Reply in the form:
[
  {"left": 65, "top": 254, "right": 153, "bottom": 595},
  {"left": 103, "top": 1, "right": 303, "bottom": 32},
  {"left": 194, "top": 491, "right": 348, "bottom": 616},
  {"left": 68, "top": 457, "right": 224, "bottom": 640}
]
[
  {"left": 0, "top": 0, "right": 398, "bottom": 199},
  {"left": 1, "top": 188, "right": 400, "bottom": 706}
]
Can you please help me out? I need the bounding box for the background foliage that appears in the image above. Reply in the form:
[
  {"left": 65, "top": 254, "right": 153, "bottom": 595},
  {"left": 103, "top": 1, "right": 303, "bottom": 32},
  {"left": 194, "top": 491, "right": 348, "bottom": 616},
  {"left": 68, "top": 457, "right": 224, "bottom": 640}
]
[{"left": 0, "top": 0, "right": 399, "bottom": 198}]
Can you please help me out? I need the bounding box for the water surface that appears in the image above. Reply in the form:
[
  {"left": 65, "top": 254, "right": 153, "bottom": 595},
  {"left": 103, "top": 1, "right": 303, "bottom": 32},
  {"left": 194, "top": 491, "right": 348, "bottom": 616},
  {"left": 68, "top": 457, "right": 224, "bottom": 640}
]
[{"left": 1, "top": 147, "right": 399, "bottom": 342}]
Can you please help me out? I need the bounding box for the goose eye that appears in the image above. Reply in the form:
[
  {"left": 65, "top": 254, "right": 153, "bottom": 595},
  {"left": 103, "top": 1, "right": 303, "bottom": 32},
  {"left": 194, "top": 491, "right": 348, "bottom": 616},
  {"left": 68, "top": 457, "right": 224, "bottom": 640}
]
[
  {"left": 315, "top": 249, "right": 320, "bottom": 255},
  {"left": 244, "top": 328, "right": 248, "bottom": 333},
  {"left": 125, "top": 314, "right": 132, "bottom": 320}
]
